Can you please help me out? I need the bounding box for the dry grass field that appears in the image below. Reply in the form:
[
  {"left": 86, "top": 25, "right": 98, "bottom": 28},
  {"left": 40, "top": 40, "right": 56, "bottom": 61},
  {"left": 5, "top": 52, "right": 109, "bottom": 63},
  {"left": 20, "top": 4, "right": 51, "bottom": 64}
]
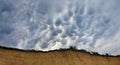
[{"left": 0, "top": 47, "right": 120, "bottom": 65}]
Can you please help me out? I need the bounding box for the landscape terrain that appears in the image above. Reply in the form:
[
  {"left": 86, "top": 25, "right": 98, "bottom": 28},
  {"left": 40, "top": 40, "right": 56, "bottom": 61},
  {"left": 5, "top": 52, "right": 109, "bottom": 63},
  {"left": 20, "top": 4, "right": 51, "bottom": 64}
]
[{"left": 0, "top": 47, "right": 120, "bottom": 65}]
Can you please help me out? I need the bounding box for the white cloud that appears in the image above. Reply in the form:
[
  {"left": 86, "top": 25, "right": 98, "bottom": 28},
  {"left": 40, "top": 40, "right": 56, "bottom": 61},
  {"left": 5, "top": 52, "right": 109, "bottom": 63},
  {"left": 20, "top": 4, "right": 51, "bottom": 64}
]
[{"left": 0, "top": 0, "right": 120, "bottom": 55}]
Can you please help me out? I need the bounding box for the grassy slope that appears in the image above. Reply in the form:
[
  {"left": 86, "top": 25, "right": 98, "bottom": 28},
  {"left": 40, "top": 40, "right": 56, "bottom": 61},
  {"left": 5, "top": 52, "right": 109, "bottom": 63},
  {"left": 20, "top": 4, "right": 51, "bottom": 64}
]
[{"left": 0, "top": 47, "right": 120, "bottom": 65}]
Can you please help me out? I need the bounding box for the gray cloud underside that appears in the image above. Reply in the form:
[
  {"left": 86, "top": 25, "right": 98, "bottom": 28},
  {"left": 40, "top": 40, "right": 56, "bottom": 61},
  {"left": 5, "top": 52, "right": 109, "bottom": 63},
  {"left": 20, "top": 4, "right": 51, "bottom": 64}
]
[{"left": 0, "top": 0, "right": 120, "bottom": 55}]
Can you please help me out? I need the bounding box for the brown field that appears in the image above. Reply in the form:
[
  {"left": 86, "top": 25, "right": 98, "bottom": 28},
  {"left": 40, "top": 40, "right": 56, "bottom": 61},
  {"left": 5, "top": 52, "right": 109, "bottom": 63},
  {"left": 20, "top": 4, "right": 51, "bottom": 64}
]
[{"left": 0, "top": 47, "right": 120, "bottom": 65}]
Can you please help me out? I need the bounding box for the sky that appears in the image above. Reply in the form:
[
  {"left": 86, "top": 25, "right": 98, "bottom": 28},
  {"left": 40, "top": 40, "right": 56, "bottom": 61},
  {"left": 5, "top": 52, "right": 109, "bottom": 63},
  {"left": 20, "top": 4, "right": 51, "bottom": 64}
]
[{"left": 0, "top": 0, "right": 120, "bottom": 55}]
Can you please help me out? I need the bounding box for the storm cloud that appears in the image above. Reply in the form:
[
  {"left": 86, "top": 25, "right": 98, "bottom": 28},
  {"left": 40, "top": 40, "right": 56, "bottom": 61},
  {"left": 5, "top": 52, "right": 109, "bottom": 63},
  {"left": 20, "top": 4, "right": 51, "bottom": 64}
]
[{"left": 0, "top": 0, "right": 120, "bottom": 55}]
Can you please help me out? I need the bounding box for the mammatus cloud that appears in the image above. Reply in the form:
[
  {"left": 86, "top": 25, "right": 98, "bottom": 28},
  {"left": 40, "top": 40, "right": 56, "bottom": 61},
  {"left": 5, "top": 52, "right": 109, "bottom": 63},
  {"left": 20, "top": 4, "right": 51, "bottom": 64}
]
[{"left": 0, "top": 0, "right": 120, "bottom": 55}]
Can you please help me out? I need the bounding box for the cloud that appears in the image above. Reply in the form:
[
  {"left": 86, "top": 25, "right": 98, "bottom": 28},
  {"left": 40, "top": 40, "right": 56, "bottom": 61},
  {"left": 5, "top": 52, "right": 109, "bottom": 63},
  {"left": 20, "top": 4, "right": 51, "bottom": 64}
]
[{"left": 0, "top": 0, "right": 120, "bottom": 55}]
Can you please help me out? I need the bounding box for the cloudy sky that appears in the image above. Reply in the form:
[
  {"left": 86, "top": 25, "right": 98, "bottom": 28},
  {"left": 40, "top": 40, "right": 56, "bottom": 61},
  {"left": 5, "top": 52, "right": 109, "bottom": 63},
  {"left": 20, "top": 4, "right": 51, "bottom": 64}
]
[{"left": 0, "top": 0, "right": 120, "bottom": 55}]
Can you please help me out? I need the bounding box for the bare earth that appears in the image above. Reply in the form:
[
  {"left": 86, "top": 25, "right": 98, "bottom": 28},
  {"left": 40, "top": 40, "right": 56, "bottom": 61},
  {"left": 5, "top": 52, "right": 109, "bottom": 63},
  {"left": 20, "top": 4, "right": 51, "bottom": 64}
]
[{"left": 0, "top": 47, "right": 120, "bottom": 65}]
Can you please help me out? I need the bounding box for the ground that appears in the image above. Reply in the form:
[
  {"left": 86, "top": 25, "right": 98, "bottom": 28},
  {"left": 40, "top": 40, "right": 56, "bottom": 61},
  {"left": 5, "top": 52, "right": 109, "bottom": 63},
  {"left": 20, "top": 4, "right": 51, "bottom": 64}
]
[{"left": 0, "top": 47, "right": 120, "bottom": 65}]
